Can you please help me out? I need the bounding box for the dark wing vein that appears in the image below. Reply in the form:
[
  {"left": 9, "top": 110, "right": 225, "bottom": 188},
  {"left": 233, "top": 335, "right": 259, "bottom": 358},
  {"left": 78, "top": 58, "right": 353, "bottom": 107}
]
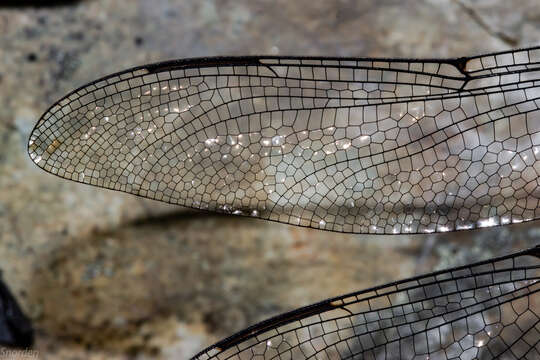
[{"left": 29, "top": 47, "right": 540, "bottom": 233}]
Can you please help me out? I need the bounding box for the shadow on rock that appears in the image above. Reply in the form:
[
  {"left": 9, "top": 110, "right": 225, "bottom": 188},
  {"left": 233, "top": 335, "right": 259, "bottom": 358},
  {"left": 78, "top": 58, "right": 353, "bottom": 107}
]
[
  {"left": 0, "top": 276, "right": 33, "bottom": 349},
  {"left": 26, "top": 213, "right": 294, "bottom": 354},
  {"left": 0, "top": 0, "right": 84, "bottom": 8}
]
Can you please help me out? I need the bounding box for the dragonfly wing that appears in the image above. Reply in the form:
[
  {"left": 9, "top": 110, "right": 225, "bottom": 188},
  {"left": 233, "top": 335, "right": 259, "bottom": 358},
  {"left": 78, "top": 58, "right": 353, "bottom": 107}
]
[
  {"left": 191, "top": 246, "right": 540, "bottom": 360},
  {"left": 29, "top": 48, "right": 540, "bottom": 233}
]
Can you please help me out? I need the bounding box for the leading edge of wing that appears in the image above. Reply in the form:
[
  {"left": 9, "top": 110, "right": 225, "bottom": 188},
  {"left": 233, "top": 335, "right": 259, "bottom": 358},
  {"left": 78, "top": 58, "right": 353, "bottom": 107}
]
[
  {"left": 30, "top": 44, "right": 540, "bottom": 145},
  {"left": 143, "top": 45, "right": 540, "bottom": 75}
]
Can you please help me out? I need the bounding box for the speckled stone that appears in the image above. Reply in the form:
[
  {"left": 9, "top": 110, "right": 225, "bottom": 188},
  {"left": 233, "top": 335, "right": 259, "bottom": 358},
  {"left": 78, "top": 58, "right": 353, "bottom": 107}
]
[{"left": 0, "top": 0, "right": 539, "bottom": 358}]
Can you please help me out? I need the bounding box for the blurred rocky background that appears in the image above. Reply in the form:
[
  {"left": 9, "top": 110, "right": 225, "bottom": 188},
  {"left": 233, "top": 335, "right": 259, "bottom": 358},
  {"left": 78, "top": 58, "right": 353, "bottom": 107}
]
[{"left": 0, "top": 0, "right": 539, "bottom": 358}]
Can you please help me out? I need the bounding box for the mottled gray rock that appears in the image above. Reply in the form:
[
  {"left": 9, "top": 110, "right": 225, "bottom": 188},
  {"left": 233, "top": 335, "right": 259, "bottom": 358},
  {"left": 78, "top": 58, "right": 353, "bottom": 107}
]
[{"left": 0, "top": 0, "right": 539, "bottom": 358}]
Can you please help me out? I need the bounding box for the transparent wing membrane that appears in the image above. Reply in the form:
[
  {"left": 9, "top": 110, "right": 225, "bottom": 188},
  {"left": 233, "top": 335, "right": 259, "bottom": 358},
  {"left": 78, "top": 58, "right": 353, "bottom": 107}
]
[
  {"left": 192, "top": 246, "right": 540, "bottom": 360},
  {"left": 29, "top": 47, "right": 540, "bottom": 233}
]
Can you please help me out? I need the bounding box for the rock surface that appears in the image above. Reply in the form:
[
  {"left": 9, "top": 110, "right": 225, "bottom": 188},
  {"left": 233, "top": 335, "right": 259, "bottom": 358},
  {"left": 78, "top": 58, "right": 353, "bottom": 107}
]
[{"left": 0, "top": 0, "right": 539, "bottom": 358}]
